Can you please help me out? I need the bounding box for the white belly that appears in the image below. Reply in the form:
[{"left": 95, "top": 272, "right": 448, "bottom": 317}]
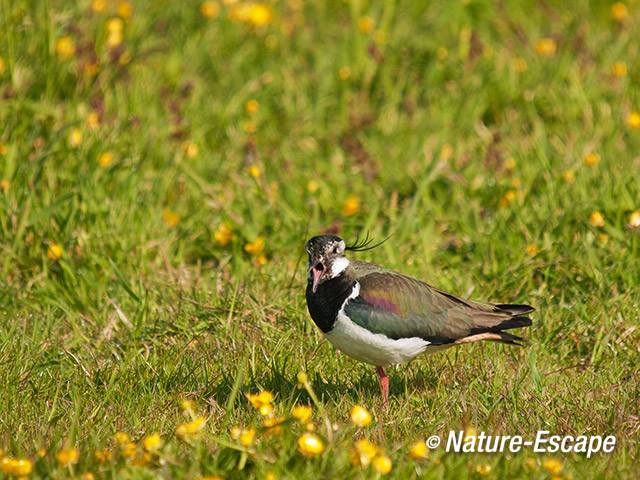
[{"left": 324, "top": 312, "right": 432, "bottom": 367}]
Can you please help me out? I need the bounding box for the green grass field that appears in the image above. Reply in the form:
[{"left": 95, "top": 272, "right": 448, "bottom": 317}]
[{"left": 1, "top": 0, "right": 640, "bottom": 478}]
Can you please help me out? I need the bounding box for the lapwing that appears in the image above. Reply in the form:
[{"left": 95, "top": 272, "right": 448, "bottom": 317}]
[{"left": 304, "top": 234, "right": 534, "bottom": 406}]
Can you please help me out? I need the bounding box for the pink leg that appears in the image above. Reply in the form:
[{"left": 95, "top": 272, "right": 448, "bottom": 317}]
[{"left": 376, "top": 366, "right": 389, "bottom": 408}]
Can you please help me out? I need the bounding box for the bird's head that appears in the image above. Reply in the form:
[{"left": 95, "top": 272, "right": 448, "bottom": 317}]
[{"left": 305, "top": 235, "right": 349, "bottom": 293}]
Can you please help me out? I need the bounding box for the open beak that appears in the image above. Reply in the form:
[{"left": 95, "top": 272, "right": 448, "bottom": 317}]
[{"left": 310, "top": 261, "right": 325, "bottom": 293}]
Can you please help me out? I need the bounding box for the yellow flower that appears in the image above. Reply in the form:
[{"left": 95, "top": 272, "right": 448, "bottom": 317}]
[
  {"left": 297, "top": 433, "right": 324, "bottom": 456},
  {"left": 115, "top": 431, "right": 130, "bottom": 444},
  {"left": 249, "top": 3, "right": 273, "bottom": 27},
  {"left": 182, "top": 140, "right": 199, "bottom": 158},
  {"left": 263, "top": 416, "right": 285, "bottom": 436},
  {"left": 563, "top": 169, "right": 575, "bottom": 183},
  {"left": 358, "top": 16, "right": 375, "bottom": 33},
  {"left": 439, "top": 143, "right": 453, "bottom": 161},
  {"left": 122, "top": 442, "right": 137, "bottom": 459},
  {"left": 47, "top": 243, "right": 63, "bottom": 261},
  {"left": 246, "top": 390, "right": 273, "bottom": 410},
  {"left": 257, "top": 254, "right": 268, "bottom": 265},
  {"left": 37, "top": 449, "right": 46, "bottom": 457},
  {"left": 305, "top": 422, "right": 315, "bottom": 432},
  {"left": 239, "top": 428, "right": 256, "bottom": 446},
  {"left": 95, "top": 449, "right": 112, "bottom": 462},
  {"left": 543, "top": 458, "right": 562, "bottom": 475},
  {"left": 3, "top": 458, "right": 33, "bottom": 476},
  {"left": 265, "top": 472, "right": 277, "bottom": 480},
  {"left": 343, "top": 195, "right": 360, "bottom": 216},
  {"left": 350, "top": 405, "right": 372, "bottom": 427},
  {"left": 476, "top": 463, "right": 492, "bottom": 475},
  {"left": 504, "top": 157, "right": 516, "bottom": 169},
  {"left": 292, "top": 405, "right": 313, "bottom": 423},
  {"left": 98, "top": 152, "right": 113, "bottom": 167},
  {"left": 535, "top": 38, "right": 556, "bottom": 57},
  {"left": 259, "top": 403, "right": 273, "bottom": 416},
  {"left": 244, "top": 237, "right": 265, "bottom": 254},
  {"left": 176, "top": 416, "right": 207, "bottom": 439},
  {"left": 0, "top": 143, "right": 6, "bottom": 155},
  {"left": 0, "top": 179, "right": 9, "bottom": 192},
  {"left": 0, "top": 56, "right": 5, "bottom": 75},
  {"left": 590, "top": 211, "right": 605, "bottom": 227},
  {"left": 142, "top": 434, "right": 161, "bottom": 452},
  {"left": 612, "top": 61, "right": 627, "bottom": 77},
  {"left": 511, "top": 178, "right": 522, "bottom": 188},
  {"left": 56, "top": 448, "right": 79, "bottom": 465},
  {"left": 117, "top": 1, "right": 132, "bottom": 18},
  {"left": 163, "top": 209, "right": 180, "bottom": 228},
  {"left": 246, "top": 99, "right": 259, "bottom": 114},
  {"left": 91, "top": 0, "right": 107, "bottom": 13},
  {"left": 611, "top": 2, "right": 628, "bottom": 20},
  {"left": 408, "top": 440, "right": 428, "bottom": 459},
  {"left": 106, "top": 31, "right": 123, "bottom": 48},
  {"left": 599, "top": 233, "right": 609, "bottom": 244},
  {"left": 131, "top": 451, "right": 152, "bottom": 466},
  {"left": 525, "top": 457, "right": 537, "bottom": 468},
  {"left": 373, "top": 454, "right": 392, "bottom": 474},
  {"left": 626, "top": 112, "right": 640, "bottom": 129},
  {"left": 307, "top": 179, "right": 319, "bottom": 193},
  {"left": 86, "top": 112, "right": 100, "bottom": 131},
  {"left": 248, "top": 165, "right": 261, "bottom": 178},
  {"left": 352, "top": 438, "right": 379, "bottom": 467},
  {"left": 514, "top": 57, "right": 528, "bottom": 72},
  {"left": 526, "top": 244, "right": 539, "bottom": 256},
  {"left": 629, "top": 210, "right": 640, "bottom": 228},
  {"left": 339, "top": 66, "right": 351, "bottom": 80},
  {"left": 56, "top": 37, "right": 76, "bottom": 60},
  {"left": 201, "top": 1, "right": 221, "bottom": 18},
  {"left": 584, "top": 153, "right": 600, "bottom": 166},
  {"left": 84, "top": 472, "right": 95, "bottom": 480},
  {"left": 463, "top": 425, "right": 477, "bottom": 441},
  {"left": 214, "top": 223, "right": 233, "bottom": 245},
  {"left": 107, "top": 17, "right": 124, "bottom": 34},
  {"left": 500, "top": 189, "right": 517, "bottom": 207},
  {"left": 69, "top": 128, "right": 83, "bottom": 147},
  {"left": 297, "top": 371, "right": 308, "bottom": 386}
]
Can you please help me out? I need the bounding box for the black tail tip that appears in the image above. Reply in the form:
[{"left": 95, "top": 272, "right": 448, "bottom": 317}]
[{"left": 496, "top": 331, "right": 529, "bottom": 345}]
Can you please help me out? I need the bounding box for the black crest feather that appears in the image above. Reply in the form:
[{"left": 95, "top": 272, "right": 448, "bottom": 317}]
[{"left": 345, "top": 232, "right": 392, "bottom": 252}]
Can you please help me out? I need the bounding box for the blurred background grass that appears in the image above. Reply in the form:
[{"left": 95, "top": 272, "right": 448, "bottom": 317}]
[{"left": 1, "top": 0, "right": 639, "bottom": 478}]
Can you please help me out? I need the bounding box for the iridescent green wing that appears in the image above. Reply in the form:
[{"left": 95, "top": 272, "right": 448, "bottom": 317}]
[{"left": 346, "top": 262, "right": 532, "bottom": 344}]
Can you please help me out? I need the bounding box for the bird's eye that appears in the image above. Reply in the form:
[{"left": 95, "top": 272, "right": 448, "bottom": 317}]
[{"left": 333, "top": 247, "right": 338, "bottom": 254}]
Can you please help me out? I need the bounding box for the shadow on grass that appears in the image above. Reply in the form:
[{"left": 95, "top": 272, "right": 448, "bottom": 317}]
[{"left": 201, "top": 358, "right": 442, "bottom": 414}]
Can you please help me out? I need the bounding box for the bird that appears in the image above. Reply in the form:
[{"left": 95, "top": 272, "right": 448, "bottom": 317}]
[{"left": 304, "top": 234, "right": 534, "bottom": 406}]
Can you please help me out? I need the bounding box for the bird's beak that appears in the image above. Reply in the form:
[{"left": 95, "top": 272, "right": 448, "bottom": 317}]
[{"left": 309, "top": 261, "right": 325, "bottom": 293}]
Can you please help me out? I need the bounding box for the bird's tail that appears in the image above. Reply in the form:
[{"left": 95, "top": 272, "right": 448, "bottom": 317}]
[{"left": 458, "top": 303, "right": 534, "bottom": 346}]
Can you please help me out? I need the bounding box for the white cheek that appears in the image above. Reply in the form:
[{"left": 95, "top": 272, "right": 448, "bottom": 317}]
[{"left": 330, "top": 257, "right": 350, "bottom": 278}]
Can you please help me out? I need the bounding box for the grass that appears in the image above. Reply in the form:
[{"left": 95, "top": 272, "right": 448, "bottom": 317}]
[{"left": 1, "top": 0, "right": 639, "bottom": 478}]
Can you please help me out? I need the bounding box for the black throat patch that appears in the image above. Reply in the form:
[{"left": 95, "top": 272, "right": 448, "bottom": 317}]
[{"left": 306, "top": 269, "right": 355, "bottom": 333}]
